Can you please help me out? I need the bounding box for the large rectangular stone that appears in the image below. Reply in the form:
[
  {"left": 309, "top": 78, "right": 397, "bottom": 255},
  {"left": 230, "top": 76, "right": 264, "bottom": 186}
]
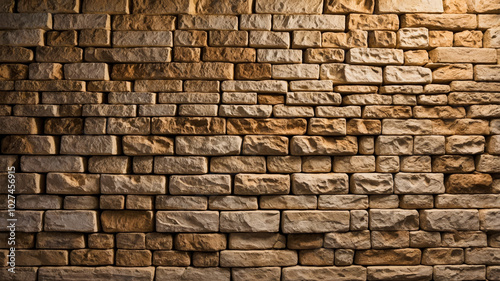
[
  {"left": 179, "top": 15, "right": 238, "bottom": 30},
  {"left": 367, "top": 266, "right": 433, "bottom": 281},
  {"left": 170, "top": 175, "right": 231, "bottom": 195},
  {"left": 21, "top": 156, "right": 85, "bottom": 172},
  {"left": 54, "top": 14, "right": 109, "bottom": 30},
  {"left": 255, "top": 0, "right": 323, "bottom": 14},
  {"left": 85, "top": 47, "right": 171, "bottom": 63},
  {"left": 402, "top": 14, "right": 477, "bottom": 31},
  {"left": 290, "top": 136, "right": 358, "bottom": 155},
  {"left": 347, "top": 48, "right": 403, "bottom": 65},
  {"left": 60, "top": 135, "right": 119, "bottom": 155},
  {"left": 152, "top": 117, "right": 225, "bottom": 135},
  {"left": 38, "top": 267, "right": 154, "bottom": 281},
  {"left": 0, "top": 117, "right": 41, "bottom": 134},
  {"left": 282, "top": 211, "right": 350, "bottom": 233},
  {"left": 101, "top": 175, "right": 166, "bottom": 194},
  {"left": 112, "top": 63, "right": 233, "bottom": 80},
  {"left": 378, "top": 0, "right": 443, "bottom": 13},
  {"left": 321, "top": 63, "right": 383, "bottom": 84},
  {"left": 123, "top": 136, "right": 174, "bottom": 155},
  {"left": 211, "top": 156, "right": 266, "bottom": 173},
  {"left": 1, "top": 135, "right": 57, "bottom": 155},
  {"left": 292, "top": 173, "right": 348, "bottom": 194},
  {"left": 435, "top": 194, "right": 500, "bottom": 208},
  {"left": 370, "top": 209, "right": 419, "bottom": 230},
  {"left": 235, "top": 174, "right": 289, "bottom": 195},
  {"left": 157, "top": 211, "right": 219, "bottom": 232},
  {"left": 18, "top": 0, "right": 79, "bottom": 13},
  {"left": 282, "top": 266, "right": 366, "bottom": 281},
  {"left": 0, "top": 210, "right": 42, "bottom": 232},
  {"left": 47, "top": 173, "right": 100, "bottom": 194},
  {"left": 113, "top": 31, "right": 172, "bottom": 47},
  {"left": 156, "top": 267, "right": 229, "bottom": 281},
  {"left": 0, "top": 29, "right": 44, "bottom": 46},
  {"left": 355, "top": 249, "right": 421, "bottom": 265},
  {"left": 155, "top": 156, "right": 208, "bottom": 174},
  {"left": 429, "top": 48, "right": 497, "bottom": 63},
  {"left": 384, "top": 66, "right": 432, "bottom": 84},
  {"left": 395, "top": 173, "right": 445, "bottom": 194},
  {"left": 228, "top": 118, "right": 307, "bottom": 135},
  {"left": 101, "top": 211, "right": 154, "bottom": 232},
  {"left": 273, "top": 15, "right": 345, "bottom": 31},
  {"left": 420, "top": 209, "right": 479, "bottom": 231},
  {"left": 0, "top": 13, "right": 52, "bottom": 30},
  {"left": 220, "top": 250, "right": 297, "bottom": 267},
  {"left": 222, "top": 80, "right": 288, "bottom": 93},
  {"left": 44, "top": 210, "right": 98, "bottom": 232},
  {"left": 220, "top": 211, "right": 280, "bottom": 232}
]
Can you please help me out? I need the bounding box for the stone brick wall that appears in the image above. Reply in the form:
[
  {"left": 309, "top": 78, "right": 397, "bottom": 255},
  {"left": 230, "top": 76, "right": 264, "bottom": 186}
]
[{"left": 0, "top": 0, "right": 500, "bottom": 280}]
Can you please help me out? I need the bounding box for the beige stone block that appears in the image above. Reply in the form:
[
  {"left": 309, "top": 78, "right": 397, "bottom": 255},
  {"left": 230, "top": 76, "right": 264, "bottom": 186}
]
[
  {"left": 220, "top": 211, "right": 280, "bottom": 232},
  {"left": 282, "top": 211, "right": 350, "bottom": 233},
  {"left": 378, "top": 0, "right": 444, "bottom": 13},
  {"left": 273, "top": 15, "right": 345, "bottom": 31},
  {"left": 292, "top": 173, "right": 348, "bottom": 195},
  {"left": 348, "top": 14, "right": 399, "bottom": 30},
  {"left": 170, "top": 175, "right": 231, "bottom": 195},
  {"left": 157, "top": 211, "right": 218, "bottom": 232},
  {"left": 44, "top": 210, "right": 98, "bottom": 232}
]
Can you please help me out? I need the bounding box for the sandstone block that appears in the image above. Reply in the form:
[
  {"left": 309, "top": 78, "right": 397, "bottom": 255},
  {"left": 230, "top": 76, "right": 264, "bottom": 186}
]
[
  {"left": 220, "top": 211, "right": 280, "bottom": 232},
  {"left": 235, "top": 174, "right": 289, "bottom": 195},
  {"left": 378, "top": 0, "right": 443, "bottom": 13},
  {"left": 321, "top": 63, "right": 383, "bottom": 84},
  {"left": 242, "top": 135, "right": 288, "bottom": 155},
  {"left": 273, "top": 15, "right": 345, "bottom": 31},
  {"left": 367, "top": 266, "right": 433, "bottom": 280},
  {"left": 175, "top": 233, "right": 226, "bottom": 251},
  {"left": 221, "top": 250, "right": 297, "bottom": 267},
  {"left": 60, "top": 135, "right": 119, "bottom": 155},
  {"left": 347, "top": 48, "right": 403, "bottom": 65},
  {"left": 112, "top": 63, "right": 233, "bottom": 80},
  {"left": 157, "top": 211, "right": 219, "bottom": 232},
  {"left": 432, "top": 155, "right": 475, "bottom": 173},
  {"left": 1, "top": 135, "right": 56, "bottom": 155},
  {"left": 350, "top": 173, "right": 394, "bottom": 194},
  {"left": 47, "top": 173, "right": 99, "bottom": 194},
  {"left": 179, "top": 15, "right": 237, "bottom": 30},
  {"left": 433, "top": 265, "right": 486, "bottom": 281},
  {"left": 249, "top": 31, "right": 290, "bottom": 48},
  {"left": 155, "top": 156, "right": 208, "bottom": 174},
  {"left": 229, "top": 233, "right": 286, "bottom": 249},
  {"left": 0, "top": 210, "right": 42, "bottom": 232},
  {"left": 324, "top": 230, "right": 371, "bottom": 249},
  {"left": 282, "top": 266, "right": 366, "bottom": 281},
  {"left": 348, "top": 14, "right": 399, "bottom": 30},
  {"left": 420, "top": 209, "right": 479, "bottom": 231},
  {"left": 384, "top": 66, "right": 432, "bottom": 84},
  {"left": 394, "top": 173, "right": 445, "bottom": 194},
  {"left": 155, "top": 267, "right": 229, "bottom": 281},
  {"left": 233, "top": 267, "right": 280, "bottom": 281},
  {"left": 282, "top": 211, "right": 350, "bottom": 233},
  {"left": 429, "top": 47, "right": 497, "bottom": 63},
  {"left": 292, "top": 173, "right": 348, "bottom": 195},
  {"left": 152, "top": 117, "right": 225, "bottom": 135},
  {"left": 21, "top": 156, "right": 85, "bottom": 172},
  {"left": 44, "top": 210, "right": 98, "bottom": 232},
  {"left": 101, "top": 211, "right": 154, "bottom": 232},
  {"left": 479, "top": 209, "right": 500, "bottom": 231},
  {"left": 101, "top": 175, "right": 166, "bottom": 194},
  {"left": 291, "top": 136, "right": 357, "bottom": 155},
  {"left": 228, "top": 118, "right": 306, "bottom": 135},
  {"left": 170, "top": 175, "right": 231, "bottom": 195},
  {"left": 402, "top": 14, "right": 477, "bottom": 30}
]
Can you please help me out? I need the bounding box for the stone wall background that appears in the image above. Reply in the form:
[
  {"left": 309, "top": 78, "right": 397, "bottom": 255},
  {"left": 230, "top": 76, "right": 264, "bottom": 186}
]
[{"left": 0, "top": 0, "right": 500, "bottom": 280}]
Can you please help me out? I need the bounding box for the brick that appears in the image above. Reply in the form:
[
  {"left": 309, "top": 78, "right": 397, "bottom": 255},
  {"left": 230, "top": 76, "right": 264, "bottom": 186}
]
[
  {"left": 221, "top": 250, "right": 297, "bottom": 267},
  {"left": 179, "top": 15, "right": 238, "bottom": 30},
  {"left": 402, "top": 14, "right": 477, "bottom": 30},
  {"left": 220, "top": 211, "right": 280, "bottom": 232},
  {"left": 113, "top": 31, "right": 172, "bottom": 47},
  {"left": 38, "top": 267, "right": 155, "bottom": 281},
  {"left": 54, "top": 14, "right": 109, "bottom": 30},
  {"left": 70, "top": 249, "right": 114, "bottom": 265},
  {"left": 101, "top": 175, "right": 166, "bottom": 194},
  {"left": 60, "top": 135, "right": 119, "bottom": 155},
  {"left": 349, "top": 14, "right": 399, "bottom": 31},
  {"left": 18, "top": 0, "right": 79, "bottom": 13},
  {"left": 170, "top": 175, "right": 231, "bottom": 195},
  {"left": 64, "top": 63, "right": 109, "bottom": 80},
  {"left": 421, "top": 209, "right": 479, "bottom": 231},
  {"left": 44, "top": 210, "right": 98, "bottom": 232},
  {"left": 157, "top": 211, "right": 219, "bottom": 232},
  {"left": 83, "top": 0, "right": 129, "bottom": 14},
  {"left": 282, "top": 266, "right": 366, "bottom": 281},
  {"left": 256, "top": 0, "right": 323, "bottom": 14},
  {"left": 156, "top": 267, "right": 229, "bottom": 281},
  {"left": 0, "top": 29, "right": 44, "bottom": 46},
  {"left": 0, "top": 210, "right": 43, "bottom": 232},
  {"left": 210, "top": 156, "right": 266, "bottom": 173},
  {"left": 112, "top": 63, "right": 233, "bottom": 80},
  {"left": 273, "top": 15, "right": 345, "bottom": 31},
  {"left": 101, "top": 211, "right": 154, "bottom": 232},
  {"left": 282, "top": 211, "right": 350, "bottom": 233}
]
